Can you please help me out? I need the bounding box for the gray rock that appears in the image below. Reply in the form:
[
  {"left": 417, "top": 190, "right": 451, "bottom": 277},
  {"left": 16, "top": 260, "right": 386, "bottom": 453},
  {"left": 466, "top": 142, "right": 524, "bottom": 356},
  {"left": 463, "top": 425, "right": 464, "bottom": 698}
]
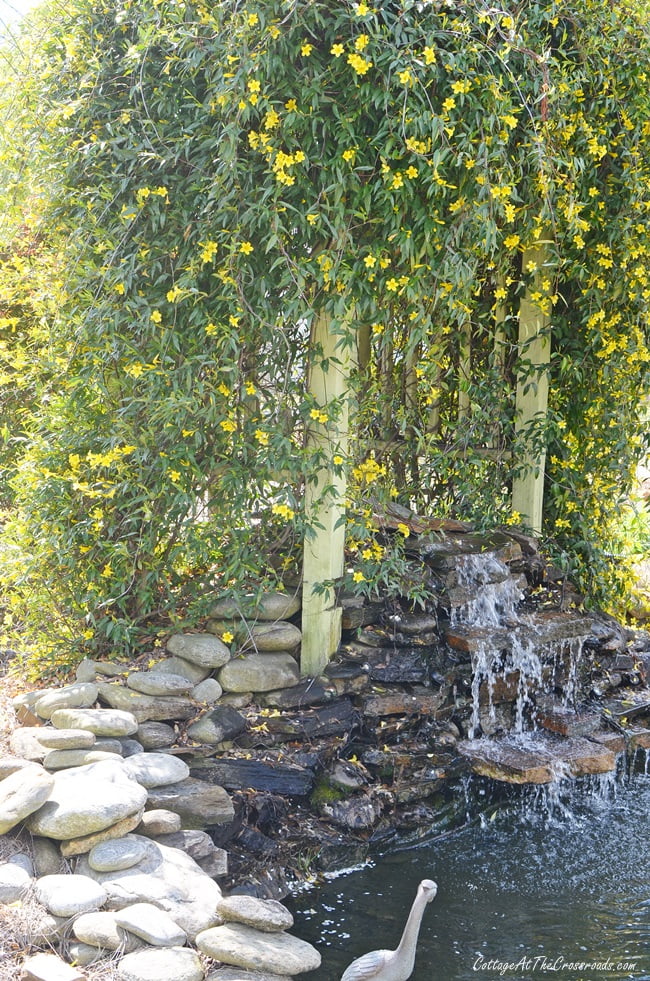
[
  {"left": 76, "top": 658, "right": 128, "bottom": 681},
  {"left": 65, "top": 941, "right": 105, "bottom": 966},
  {"left": 34, "top": 682, "right": 99, "bottom": 720},
  {"left": 152, "top": 829, "right": 220, "bottom": 862},
  {"left": 50, "top": 707, "right": 138, "bottom": 737},
  {"left": 192, "top": 678, "right": 223, "bottom": 704},
  {"left": 97, "top": 683, "right": 196, "bottom": 723},
  {"left": 9, "top": 728, "right": 49, "bottom": 761},
  {"left": 207, "top": 971, "right": 291, "bottom": 981},
  {"left": 43, "top": 749, "right": 119, "bottom": 770},
  {"left": 0, "top": 861, "right": 32, "bottom": 902},
  {"left": 21, "top": 952, "right": 85, "bottom": 981},
  {"left": 196, "top": 923, "right": 321, "bottom": 975},
  {"left": 117, "top": 946, "right": 205, "bottom": 981},
  {"left": 122, "top": 752, "right": 189, "bottom": 788},
  {"left": 89, "top": 836, "right": 149, "bottom": 872},
  {"left": 126, "top": 671, "right": 194, "bottom": 696},
  {"left": 35, "top": 873, "right": 108, "bottom": 917},
  {"left": 32, "top": 836, "right": 64, "bottom": 876},
  {"left": 216, "top": 896, "right": 293, "bottom": 933},
  {"left": 243, "top": 623, "right": 302, "bottom": 653},
  {"left": 115, "top": 901, "right": 187, "bottom": 946},
  {"left": 210, "top": 591, "right": 301, "bottom": 622},
  {"left": 120, "top": 738, "right": 145, "bottom": 756},
  {"left": 187, "top": 705, "right": 247, "bottom": 745},
  {"left": 60, "top": 808, "right": 145, "bottom": 858},
  {"left": 155, "top": 656, "right": 211, "bottom": 684},
  {"left": 146, "top": 777, "right": 234, "bottom": 829},
  {"left": 167, "top": 633, "right": 231, "bottom": 669},
  {"left": 94, "top": 737, "right": 125, "bottom": 754},
  {"left": 29, "top": 912, "right": 69, "bottom": 944},
  {"left": 0, "top": 756, "right": 42, "bottom": 779},
  {"left": 218, "top": 653, "right": 300, "bottom": 693},
  {"left": 30, "top": 728, "right": 97, "bottom": 750},
  {"left": 138, "top": 808, "right": 182, "bottom": 836},
  {"left": 77, "top": 835, "right": 222, "bottom": 940},
  {"left": 26, "top": 765, "right": 147, "bottom": 840},
  {"left": 72, "top": 909, "right": 145, "bottom": 951},
  {"left": 0, "top": 763, "right": 54, "bottom": 833},
  {"left": 8, "top": 851, "right": 34, "bottom": 875},
  {"left": 137, "top": 722, "right": 176, "bottom": 750}
]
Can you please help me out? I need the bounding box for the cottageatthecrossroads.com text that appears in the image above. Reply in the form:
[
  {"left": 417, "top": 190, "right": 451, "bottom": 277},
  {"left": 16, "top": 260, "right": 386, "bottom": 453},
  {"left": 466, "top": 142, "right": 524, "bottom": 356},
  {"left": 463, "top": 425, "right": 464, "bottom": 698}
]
[{"left": 472, "top": 954, "right": 639, "bottom": 975}]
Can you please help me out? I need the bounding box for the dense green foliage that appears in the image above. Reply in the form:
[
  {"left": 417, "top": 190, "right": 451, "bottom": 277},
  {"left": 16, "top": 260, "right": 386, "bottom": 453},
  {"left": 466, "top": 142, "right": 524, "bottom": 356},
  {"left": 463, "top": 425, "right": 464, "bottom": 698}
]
[{"left": 0, "top": 0, "right": 648, "bottom": 670}]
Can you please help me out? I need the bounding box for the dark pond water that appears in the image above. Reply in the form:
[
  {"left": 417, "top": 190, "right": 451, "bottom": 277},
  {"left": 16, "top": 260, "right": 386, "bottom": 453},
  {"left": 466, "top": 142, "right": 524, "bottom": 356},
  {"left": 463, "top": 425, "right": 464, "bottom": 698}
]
[{"left": 288, "top": 770, "right": 650, "bottom": 981}]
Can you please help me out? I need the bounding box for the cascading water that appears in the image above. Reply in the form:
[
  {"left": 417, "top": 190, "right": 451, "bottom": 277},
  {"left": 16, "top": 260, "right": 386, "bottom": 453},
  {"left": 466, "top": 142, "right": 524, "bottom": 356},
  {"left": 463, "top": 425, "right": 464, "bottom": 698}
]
[{"left": 449, "top": 549, "right": 589, "bottom": 739}]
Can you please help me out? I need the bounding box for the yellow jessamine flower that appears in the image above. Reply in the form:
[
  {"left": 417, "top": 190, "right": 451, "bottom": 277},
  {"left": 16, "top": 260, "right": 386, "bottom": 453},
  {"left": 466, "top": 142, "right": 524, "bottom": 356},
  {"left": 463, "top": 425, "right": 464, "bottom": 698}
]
[
  {"left": 150, "top": 309, "right": 162, "bottom": 323},
  {"left": 331, "top": 43, "right": 344, "bottom": 57},
  {"left": 222, "top": 631, "right": 234, "bottom": 644},
  {"left": 239, "top": 241, "right": 254, "bottom": 254},
  {"left": 301, "top": 41, "right": 314, "bottom": 56}
]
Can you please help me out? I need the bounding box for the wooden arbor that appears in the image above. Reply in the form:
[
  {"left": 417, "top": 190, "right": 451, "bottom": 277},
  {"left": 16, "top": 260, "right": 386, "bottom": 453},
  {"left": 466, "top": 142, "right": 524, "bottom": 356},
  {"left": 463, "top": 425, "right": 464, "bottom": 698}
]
[{"left": 300, "top": 243, "right": 553, "bottom": 673}]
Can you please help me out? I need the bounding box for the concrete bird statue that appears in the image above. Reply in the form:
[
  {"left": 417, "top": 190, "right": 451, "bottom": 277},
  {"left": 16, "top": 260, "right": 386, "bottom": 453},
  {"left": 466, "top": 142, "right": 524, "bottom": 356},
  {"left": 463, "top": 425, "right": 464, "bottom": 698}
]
[{"left": 340, "top": 878, "right": 437, "bottom": 981}]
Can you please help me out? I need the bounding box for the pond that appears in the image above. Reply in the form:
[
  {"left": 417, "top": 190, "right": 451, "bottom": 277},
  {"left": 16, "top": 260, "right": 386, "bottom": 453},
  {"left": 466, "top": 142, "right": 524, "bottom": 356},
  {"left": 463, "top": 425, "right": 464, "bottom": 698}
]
[{"left": 288, "top": 768, "right": 650, "bottom": 980}]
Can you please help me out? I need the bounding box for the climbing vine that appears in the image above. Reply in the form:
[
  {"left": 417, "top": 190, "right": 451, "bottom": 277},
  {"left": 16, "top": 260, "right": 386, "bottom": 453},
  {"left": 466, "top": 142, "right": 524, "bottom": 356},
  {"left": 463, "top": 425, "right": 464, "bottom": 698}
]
[{"left": 0, "top": 0, "right": 648, "bottom": 670}]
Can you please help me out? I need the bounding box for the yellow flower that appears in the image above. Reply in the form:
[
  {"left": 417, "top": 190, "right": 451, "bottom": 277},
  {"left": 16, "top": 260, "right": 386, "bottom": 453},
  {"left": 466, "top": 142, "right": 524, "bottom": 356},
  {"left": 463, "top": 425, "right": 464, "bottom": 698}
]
[
  {"left": 331, "top": 43, "right": 344, "bottom": 57},
  {"left": 355, "top": 34, "right": 369, "bottom": 51},
  {"left": 364, "top": 255, "right": 376, "bottom": 268},
  {"left": 114, "top": 283, "right": 125, "bottom": 295},
  {"left": 386, "top": 278, "right": 399, "bottom": 292},
  {"left": 255, "top": 429, "right": 269, "bottom": 445},
  {"left": 247, "top": 79, "right": 261, "bottom": 93},
  {"left": 245, "top": 381, "right": 256, "bottom": 395},
  {"left": 301, "top": 41, "right": 314, "bottom": 56},
  {"left": 166, "top": 286, "right": 182, "bottom": 302},
  {"left": 347, "top": 53, "right": 372, "bottom": 75},
  {"left": 451, "top": 79, "right": 471, "bottom": 95},
  {"left": 199, "top": 240, "right": 218, "bottom": 263},
  {"left": 504, "top": 233, "right": 520, "bottom": 249},
  {"left": 397, "top": 522, "right": 410, "bottom": 537},
  {"left": 494, "top": 286, "right": 507, "bottom": 301},
  {"left": 239, "top": 241, "right": 254, "bottom": 254},
  {"left": 405, "top": 165, "right": 418, "bottom": 179},
  {"left": 205, "top": 322, "right": 219, "bottom": 336},
  {"left": 342, "top": 148, "right": 357, "bottom": 163},
  {"left": 398, "top": 69, "right": 413, "bottom": 86},
  {"left": 285, "top": 98, "right": 298, "bottom": 111},
  {"left": 169, "top": 470, "right": 181, "bottom": 482},
  {"left": 333, "top": 454, "right": 344, "bottom": 465},
  {"left": 352, "top": 570, "right": 366, "bottom": 583},
  {"left": 221, "top": 631, "right": 234, "bottom": 644},
  {"left": 355, "top": 1, "right": 369, "bottom": 14},
  {"left": 371, "top": 322, "right": 383, "bottom": 334},
  {"left": 442, "top": 97, "right": 456, "bottom": 112},
  {"left": 423, "top": 46, "right": 436, "bottom": 65},
  {"left": 306, "top": 213, "right": 318, "bottom": 225},
  {"left": 220, "top": 419, "right": 237, "bottom": 433},
  {"left": 150, "top": 309, "right": 162, "bottom": 323},
  {"left": 247, "top": 12, "right": 258, "bottom": 26},
  {"left": 100, "top": 563, "right": 113, "bottom": 578}
]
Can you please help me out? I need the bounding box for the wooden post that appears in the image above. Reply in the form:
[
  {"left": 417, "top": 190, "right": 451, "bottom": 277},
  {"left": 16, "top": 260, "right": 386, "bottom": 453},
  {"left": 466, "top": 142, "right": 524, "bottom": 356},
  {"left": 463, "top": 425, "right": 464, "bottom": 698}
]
[
  {"left": 458, "top": 320, "right": 471, "bottom": 420},
  {"left": 301, "top": 309, "right": 354, "bottom": 677},
  {"left": 511, "top": 241, "right": 552, "bottom": 534}
]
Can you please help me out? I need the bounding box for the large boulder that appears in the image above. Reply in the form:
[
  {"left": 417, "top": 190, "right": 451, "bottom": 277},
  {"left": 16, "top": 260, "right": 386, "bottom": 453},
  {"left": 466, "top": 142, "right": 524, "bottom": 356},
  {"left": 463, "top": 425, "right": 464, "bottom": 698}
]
[
  {"left": 166, "top": 633, "right": 231, "bottom": 669},
  {"left": 196, "top": 924, "right": 321, "bottom": 975},
  {"left": 77, "top": 835, "right": 222, "bottom": 940},
  {"left": 218, "top": 653, "right": 300, "bottom": 693},
  {"left": 0, "top": 764, "right": 55, "bottom": 834},
  {"left": 25, "top": 761, "right": 147, "bottom": 840}
]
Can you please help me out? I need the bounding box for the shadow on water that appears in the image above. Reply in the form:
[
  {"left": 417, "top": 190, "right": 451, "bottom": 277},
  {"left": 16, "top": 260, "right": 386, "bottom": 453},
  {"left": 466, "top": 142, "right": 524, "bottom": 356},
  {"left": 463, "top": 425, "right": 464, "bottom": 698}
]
[{"left": 288, "top": 771, "right": 650, "bottom": 980}]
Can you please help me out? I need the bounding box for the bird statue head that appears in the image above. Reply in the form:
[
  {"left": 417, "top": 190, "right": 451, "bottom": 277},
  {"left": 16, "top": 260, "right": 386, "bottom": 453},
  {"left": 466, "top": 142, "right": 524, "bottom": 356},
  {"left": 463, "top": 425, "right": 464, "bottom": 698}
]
[{"left": 420, "top": 879, "right": 437, "bottom": 903}]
